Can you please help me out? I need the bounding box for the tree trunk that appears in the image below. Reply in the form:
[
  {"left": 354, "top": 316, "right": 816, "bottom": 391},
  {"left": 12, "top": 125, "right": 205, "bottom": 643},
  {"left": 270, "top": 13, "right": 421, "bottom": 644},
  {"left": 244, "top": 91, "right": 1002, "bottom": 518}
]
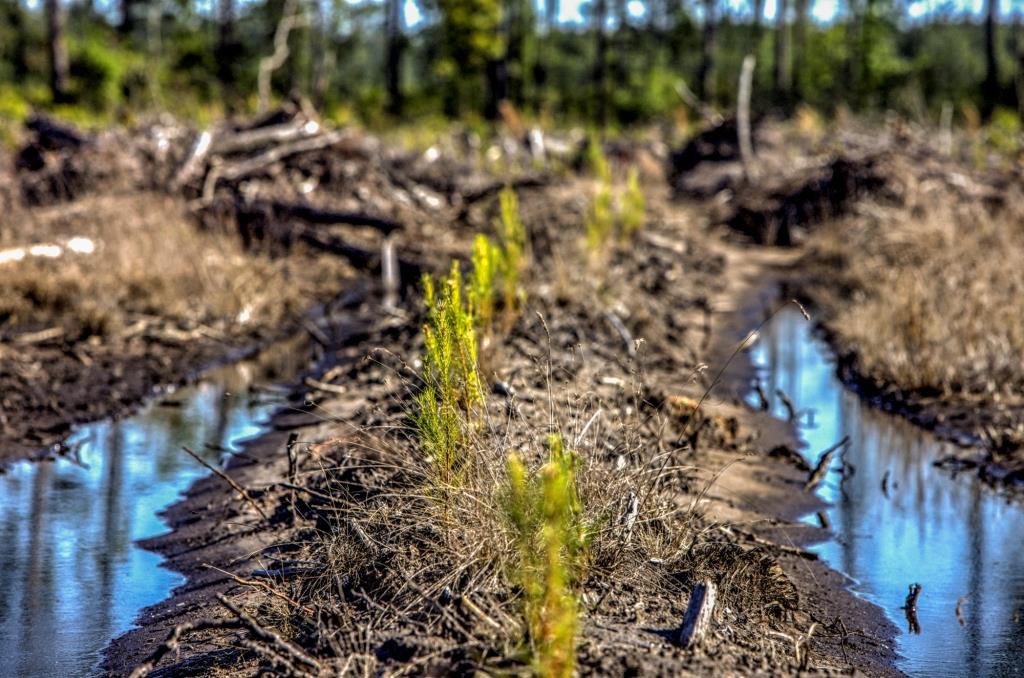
[
  {"left": 120, "top": 0, "right": 137, "bottom": 36},
  {"left": 793, "top": 0, "right": 808, "bottom": 100},
  {"left": 697, "top": 0, "right": 717, "bottom": 103},
  {"left": 593, "top": 0, "right": 609, "bottom": 127},
  {"left": 45, "top": 0, "right": 69, "bottom": 102},
  {"left": 505, "top": 0, "right": 528, "bottom": 106},
  {"left": 485, "top": 58, "right": 508, "bottom": 120},
  {"left": 753, "top": 0, "right": 764, "bottom": 42},
  {"left": 1015, "top": 17, "right": 1023, "bottom": 121},
  {"left": 385, "top": 0, "right": 403, "bottom": 115},
  {"left": 774, "top": 0, "right": 790, "bottom": 100},
  {"left": 983, "top": 0, "right": 999, "bottom": 119},
  {"left": 217, "top": 0, "right": 236, "bottom": 104}
]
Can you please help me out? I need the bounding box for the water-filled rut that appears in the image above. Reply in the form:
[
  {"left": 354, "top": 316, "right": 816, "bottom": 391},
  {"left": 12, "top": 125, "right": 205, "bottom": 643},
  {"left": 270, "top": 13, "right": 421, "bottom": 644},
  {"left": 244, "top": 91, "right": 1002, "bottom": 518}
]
[
  {"left": 0, "top": 359, "right": 291, "bottom": 677},
  {"left": 750, "top": 306, "right": 1024, "bottom": 677}
]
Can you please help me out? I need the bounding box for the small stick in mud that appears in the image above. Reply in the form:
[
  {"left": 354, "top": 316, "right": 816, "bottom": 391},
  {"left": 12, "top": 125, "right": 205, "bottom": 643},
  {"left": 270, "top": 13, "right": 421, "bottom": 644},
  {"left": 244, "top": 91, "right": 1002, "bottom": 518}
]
[
  {"left": 903, "top": 583, "right": 922, "bottom": 635},
  {"left": 752, "top": 380, "right": 770, "bottom": 411},
  {"left": 181, "top": 446, "right": 269, "bottom": 520},
  {"left": 817, "top": 511, "right": 831, "bottom": 529},
  {"left": 286, "top": 432, "right": 299, "bottom": 484},
  {"left": 678, "top": 580, "right": 717, "bottom": 648},
  {"left": 803, "top": 436, "right": 850, "bottom": 492},
  {"left": 775, "top": 388, "right": 798, "bottom": 422},
  {"left": 605, "top": 310, "right": 638, "bottom": 357}
]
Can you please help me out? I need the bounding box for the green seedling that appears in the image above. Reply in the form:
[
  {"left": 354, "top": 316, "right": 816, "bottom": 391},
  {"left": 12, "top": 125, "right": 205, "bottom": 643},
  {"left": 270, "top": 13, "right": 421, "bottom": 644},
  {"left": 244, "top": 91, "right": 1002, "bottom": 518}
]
[
  {"left": 619, "top": 166, "right": 646, "bottom": 240},
  {"left": 416, "top": 263, "right": 484, "bottom": 486},
  {"left": 504, "top": 433, "right": 590, "bottom": 678}
]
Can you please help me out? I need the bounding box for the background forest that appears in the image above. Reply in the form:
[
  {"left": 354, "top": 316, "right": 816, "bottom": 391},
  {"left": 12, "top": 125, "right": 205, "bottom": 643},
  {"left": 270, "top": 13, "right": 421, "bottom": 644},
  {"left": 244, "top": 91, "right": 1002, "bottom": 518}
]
[{"left": 0, "top": 0, "right": 1023, "bottom": 133}]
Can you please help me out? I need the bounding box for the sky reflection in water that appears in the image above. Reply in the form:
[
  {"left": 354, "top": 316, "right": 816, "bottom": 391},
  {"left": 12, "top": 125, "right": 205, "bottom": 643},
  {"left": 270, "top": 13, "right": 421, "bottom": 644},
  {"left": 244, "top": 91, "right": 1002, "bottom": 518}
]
[{"left": 749, "top": 307, "right": 1024, "bottom": 677}]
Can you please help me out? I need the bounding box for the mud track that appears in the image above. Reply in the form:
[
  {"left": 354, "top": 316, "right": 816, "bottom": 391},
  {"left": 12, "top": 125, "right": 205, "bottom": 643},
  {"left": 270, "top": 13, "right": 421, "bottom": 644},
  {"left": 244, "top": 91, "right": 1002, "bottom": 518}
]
[{"left": 99, "top": 175, "right": 900, "bottom": 676}]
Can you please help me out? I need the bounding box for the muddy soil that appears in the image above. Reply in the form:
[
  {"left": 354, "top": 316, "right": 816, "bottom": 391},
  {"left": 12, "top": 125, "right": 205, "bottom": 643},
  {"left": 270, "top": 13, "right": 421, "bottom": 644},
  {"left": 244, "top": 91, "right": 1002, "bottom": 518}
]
[{"left": 100, "top": 171, "right": 899, "bottom": 676}]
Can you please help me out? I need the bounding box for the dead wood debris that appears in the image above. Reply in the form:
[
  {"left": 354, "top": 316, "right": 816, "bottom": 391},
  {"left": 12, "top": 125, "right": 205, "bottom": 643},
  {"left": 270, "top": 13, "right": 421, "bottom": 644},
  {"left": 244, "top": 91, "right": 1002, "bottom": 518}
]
[
  {"left": 678, "top": 581, "right": 717, "bottom": 648},
  {"left": 803, "top": 436, "right": 850, "bottom": 492}
]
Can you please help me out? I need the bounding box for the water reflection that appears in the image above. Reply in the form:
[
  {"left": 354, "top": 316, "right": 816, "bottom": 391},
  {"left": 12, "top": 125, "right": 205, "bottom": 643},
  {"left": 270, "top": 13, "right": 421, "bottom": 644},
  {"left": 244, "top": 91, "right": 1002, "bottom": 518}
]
[
  {"left": 0, "top": 364, "right": 283, "bottom": 677},
  {"left": 749, "top": 306, "right": 1024, "bottom": 677}
]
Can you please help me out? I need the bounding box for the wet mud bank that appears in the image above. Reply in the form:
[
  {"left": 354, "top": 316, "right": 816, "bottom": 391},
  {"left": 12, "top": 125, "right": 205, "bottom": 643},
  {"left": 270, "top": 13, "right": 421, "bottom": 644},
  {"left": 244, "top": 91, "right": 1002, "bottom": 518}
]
[{"left": 0, "top": 292, "right": 351, "bottom": 465}]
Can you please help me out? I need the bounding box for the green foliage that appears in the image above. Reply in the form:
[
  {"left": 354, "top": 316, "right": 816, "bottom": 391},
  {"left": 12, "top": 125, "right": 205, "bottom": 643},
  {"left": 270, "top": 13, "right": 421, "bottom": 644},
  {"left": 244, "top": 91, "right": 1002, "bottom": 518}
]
[
  {"left": 619, "top": 167, "right": 646, "bottom": 240},
  {"left": 415, "top": 263, "right": 484, "bottom": 486},
  {"left": 496, "top": 186, "right": 527, "bottom": 315},
  {"left": 469, "top": 233, "right": 501, "bottom": 329},
  {"left": 586, "top": 138, "right": 611, "bottom": 183},
  {"left": 585, "top": 183, "right": 615, "bottom": 252},
  {"left": 503, "top": 433, "right": 590, "bottom": 678},
  {"left": 985, "top": 108, "right": 1022, "bottom": 154},
  {"left": 0, "top": 0, "right": 1017, "bottom": 129},
  {"left": 0, "top": 87, "right": 30, "bottom": 145},
  {"left": 468, "top": 187, "right": 529, "bottom": 332},
  {"left": 67, "top": 40, "right": 140, "bottom": 112}
]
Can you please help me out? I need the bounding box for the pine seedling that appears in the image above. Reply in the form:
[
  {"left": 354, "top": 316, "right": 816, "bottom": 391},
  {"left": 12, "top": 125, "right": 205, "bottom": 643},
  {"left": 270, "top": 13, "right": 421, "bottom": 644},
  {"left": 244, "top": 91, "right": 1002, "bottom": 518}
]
[
  {"left": 504, "top": 434, "right": 589, "bottom": 678},
  {"left": 416, "top": 263, "right": 484, "bottom": 486},
  {"left": 587, "top": 137, "right": 612, "bottom": 184},
  {"left": 585, "top": 139, "right": 615, "bottom": 252},
  {"left": 469, "top": 234, "right": 501, "bottom": 330},
  {"left": 585, "top": 183, "right": 615, "bottom": 251},
  {"left": 619, "top": 166, "right": 646, "bottom": 240},
  {"left": 496, "top": 186, "right": 527, "bottom": 314},
  {"left": 422, "top": 262, "right": 483, "bottom": 409}
]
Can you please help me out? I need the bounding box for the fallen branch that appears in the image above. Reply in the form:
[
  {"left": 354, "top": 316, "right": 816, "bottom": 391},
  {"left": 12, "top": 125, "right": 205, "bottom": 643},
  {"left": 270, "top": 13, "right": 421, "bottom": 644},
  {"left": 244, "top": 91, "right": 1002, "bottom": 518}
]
[
  {"left": 217, "top": 593, "right": 321, "bottom": 672},
  {"left": 202, "top": 130, "right": 346, "bottom": 201},
  {"left": 212, "top": 120, "right": 320, "bottom": 155},
  {"left": 171, "top": 129, "right": 214, "bottom": 191},
  {"left": 181, "top": 446, "right": 269, "bottom": 520},
  {"left": 269, "top": 200, "right": 402, "bottom": 234}
]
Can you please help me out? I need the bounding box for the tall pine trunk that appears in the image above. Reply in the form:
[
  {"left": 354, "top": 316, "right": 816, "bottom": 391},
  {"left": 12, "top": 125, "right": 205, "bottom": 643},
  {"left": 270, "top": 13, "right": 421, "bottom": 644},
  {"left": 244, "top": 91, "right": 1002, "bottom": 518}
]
[
  {"left": 385, "top": 0, "right": 403, "bottom": 115},
  {"left": 593, "top": 0, "right": 608, "bottom": 127},
  {"left": 217, "top": 0, "right": 236, "bottom": 106},
  {"left": 983, "top": 0, "right": 999, "bottom": 119},
  {"left": 793, "top": 0, "right": 808, "bottom": 101},
  {"left": 45, "top": 0, "right": 69, "bottom": 102},
  {"left": 774, "top": 0, "right": 790, "bottom": 100},
  {"left": 697, "top": 0, "right": 716, "bottom": 103}
]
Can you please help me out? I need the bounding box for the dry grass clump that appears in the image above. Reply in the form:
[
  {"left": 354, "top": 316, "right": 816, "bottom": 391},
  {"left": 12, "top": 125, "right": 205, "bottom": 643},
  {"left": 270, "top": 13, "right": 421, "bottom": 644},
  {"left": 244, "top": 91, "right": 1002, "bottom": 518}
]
[
  {"left": 807, "top": 206, "right": 1024, "bottom": 395},
  {"left": 0, "top": 193, "right": 352, "bottom": 336}
]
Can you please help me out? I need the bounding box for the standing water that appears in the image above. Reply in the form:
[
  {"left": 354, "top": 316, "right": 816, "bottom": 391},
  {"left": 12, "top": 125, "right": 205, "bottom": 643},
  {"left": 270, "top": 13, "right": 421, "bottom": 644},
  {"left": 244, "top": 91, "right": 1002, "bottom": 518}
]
[
  {"left": 0, "top": 360, "right": 290, "bottom": 677},
  {"left": 750, "top": 306, "right": 1024, "bottom": 677}
]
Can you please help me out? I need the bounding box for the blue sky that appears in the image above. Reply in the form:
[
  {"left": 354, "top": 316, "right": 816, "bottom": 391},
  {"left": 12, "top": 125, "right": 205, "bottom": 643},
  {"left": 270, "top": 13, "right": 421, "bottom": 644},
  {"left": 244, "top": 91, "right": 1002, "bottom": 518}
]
[
  {"left": 23, "top": 0, "right": 1021, "bottom": 29},
  {"left": 403, "top": 0, "right": 1020, "bottom": 27}
]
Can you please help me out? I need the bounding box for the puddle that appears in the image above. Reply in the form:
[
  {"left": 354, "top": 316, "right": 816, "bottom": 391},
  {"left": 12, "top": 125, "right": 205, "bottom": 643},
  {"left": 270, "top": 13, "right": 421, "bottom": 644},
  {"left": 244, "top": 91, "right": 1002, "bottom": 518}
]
[
  {"left": 749, "top": 306, "right": 1024, "bottom": 677},
  {"left": 0, "top": 356, "right": 296, "bottom": 677}
]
